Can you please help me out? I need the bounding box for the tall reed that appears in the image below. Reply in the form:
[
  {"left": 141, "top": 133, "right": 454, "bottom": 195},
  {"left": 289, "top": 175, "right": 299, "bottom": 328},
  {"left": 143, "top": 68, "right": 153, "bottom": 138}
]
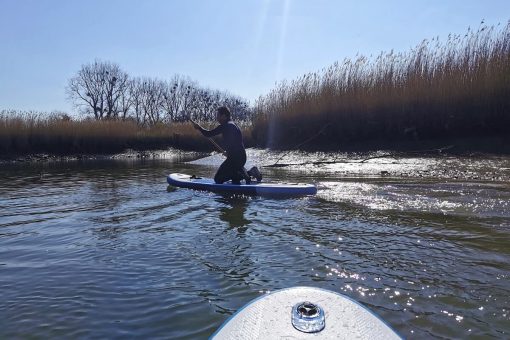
[
  {"left": 253, "top": 22, "right": 510, "bottom": 149},
  {"left": 0, "top": 111, "right": 254, "bottom": 156}
]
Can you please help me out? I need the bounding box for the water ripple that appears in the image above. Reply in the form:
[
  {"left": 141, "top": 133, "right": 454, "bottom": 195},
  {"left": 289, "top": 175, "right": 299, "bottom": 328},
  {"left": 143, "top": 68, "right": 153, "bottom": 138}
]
[{"left": 1, "top": 157, "right": 509, "bottom": 338}]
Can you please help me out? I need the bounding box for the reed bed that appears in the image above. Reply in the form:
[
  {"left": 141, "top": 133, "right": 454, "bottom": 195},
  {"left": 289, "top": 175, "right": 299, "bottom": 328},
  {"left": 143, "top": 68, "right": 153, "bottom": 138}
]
[
  {"left": 0, "top": 111, "right": 253, "bottom": 157},
  {"left": 253, "top": 22, "right": 510, "bottom": 149}
]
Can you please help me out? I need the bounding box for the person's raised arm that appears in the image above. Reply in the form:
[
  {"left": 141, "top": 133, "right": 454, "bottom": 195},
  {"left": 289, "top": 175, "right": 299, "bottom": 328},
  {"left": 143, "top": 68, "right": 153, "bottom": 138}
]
[{"left": 192, "top": 121, "right": 224, "bottom": 138}]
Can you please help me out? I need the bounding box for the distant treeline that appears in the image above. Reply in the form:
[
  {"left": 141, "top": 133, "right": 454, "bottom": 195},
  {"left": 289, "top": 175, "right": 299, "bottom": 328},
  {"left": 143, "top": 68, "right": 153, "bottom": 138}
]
[
  {"left": 252, "top": 22, "right": 510, "bottom": 149},
  {"left": 67, "top": 61, "right": 253, "bottom": 124}
]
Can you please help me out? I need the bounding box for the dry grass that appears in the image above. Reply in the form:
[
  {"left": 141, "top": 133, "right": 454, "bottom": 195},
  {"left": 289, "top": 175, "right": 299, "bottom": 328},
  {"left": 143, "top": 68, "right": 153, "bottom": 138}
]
[
  {"left": 0, "top": 111, "right": 254, "bottom": 156},
  {"left": 253, "top": 22, "right": 510, "bottom": 149}
]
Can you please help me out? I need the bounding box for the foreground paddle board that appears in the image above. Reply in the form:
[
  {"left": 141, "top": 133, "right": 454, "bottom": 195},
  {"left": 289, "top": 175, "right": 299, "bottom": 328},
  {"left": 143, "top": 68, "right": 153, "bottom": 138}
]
[
  {"left": 212, "top": 287, "right": 401, "bottom": 339},
  {"left": 167, "top": 173, "right": 317, "bottom": 196}
]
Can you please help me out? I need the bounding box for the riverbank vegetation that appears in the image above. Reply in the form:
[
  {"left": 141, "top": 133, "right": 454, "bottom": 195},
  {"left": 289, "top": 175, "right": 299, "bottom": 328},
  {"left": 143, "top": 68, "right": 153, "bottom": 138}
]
[
  {"left": 1, "top": 22, "right": 509, "bottom": 157},
  {"left": 2, "top": 61, "right": 256, "bottom": 157},
  {"left": 0, "top": 111, "right": 254, "bottom": 157},
  {"left": 253, "top": 22, "right": 510, "bottom": 150}
]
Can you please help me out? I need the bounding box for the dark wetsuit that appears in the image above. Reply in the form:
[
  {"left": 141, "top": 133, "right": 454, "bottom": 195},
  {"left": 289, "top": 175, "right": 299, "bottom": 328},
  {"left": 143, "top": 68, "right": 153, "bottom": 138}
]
[{"left": 198, "top": 121, "right": 248, "bottom": 184}]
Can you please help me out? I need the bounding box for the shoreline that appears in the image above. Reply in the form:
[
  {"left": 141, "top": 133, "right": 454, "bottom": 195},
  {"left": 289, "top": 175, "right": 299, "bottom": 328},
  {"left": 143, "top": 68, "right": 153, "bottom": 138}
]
[
  {"left": 3, "top": 135, "right": 509, "bottom": 164},
  {"left": 293, "top": 135, "right": 510, "bottom": 155},
  {"left": 0, "top": 137, "right": 510, "bottom": 164},
  {"left": 0, "top": 148, "right": 208, "bottom": 164}
]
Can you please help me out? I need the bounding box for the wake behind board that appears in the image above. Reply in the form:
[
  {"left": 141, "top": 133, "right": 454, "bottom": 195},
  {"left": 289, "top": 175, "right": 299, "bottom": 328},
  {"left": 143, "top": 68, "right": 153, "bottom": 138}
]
[
  {"left": 212, "top": 286, "right": 401, "bottom": 339},
  {"left": 167, "top": 173, "right": 317, "bottom": 196}
]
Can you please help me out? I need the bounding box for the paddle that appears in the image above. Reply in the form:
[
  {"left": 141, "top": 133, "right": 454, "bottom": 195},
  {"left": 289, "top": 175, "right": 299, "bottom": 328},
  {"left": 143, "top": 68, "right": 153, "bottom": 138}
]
[{"left": 188, "top": 116, "right": 227, "bottom": 156}]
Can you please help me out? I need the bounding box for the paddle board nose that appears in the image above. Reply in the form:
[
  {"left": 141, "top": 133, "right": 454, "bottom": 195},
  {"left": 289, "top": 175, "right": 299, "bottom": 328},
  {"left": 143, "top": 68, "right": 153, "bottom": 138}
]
[{"left": 211, "top": 286, "right": 402, "bottom": 339}]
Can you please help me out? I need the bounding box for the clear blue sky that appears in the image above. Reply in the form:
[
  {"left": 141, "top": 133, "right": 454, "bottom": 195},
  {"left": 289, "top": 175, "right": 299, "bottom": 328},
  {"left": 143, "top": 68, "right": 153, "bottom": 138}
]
[{"left": 1, "top": 0, "right": 509, "bottom": 113}]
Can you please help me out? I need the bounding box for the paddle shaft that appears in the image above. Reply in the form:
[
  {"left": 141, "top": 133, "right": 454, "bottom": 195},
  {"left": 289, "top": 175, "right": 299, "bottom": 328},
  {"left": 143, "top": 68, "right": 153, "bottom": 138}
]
[
  {"left": 208, "top": 137, "right": 225, "bottom": 155},
  {"left": 190, "top": 118, "right": 226, "bottom": 155}
]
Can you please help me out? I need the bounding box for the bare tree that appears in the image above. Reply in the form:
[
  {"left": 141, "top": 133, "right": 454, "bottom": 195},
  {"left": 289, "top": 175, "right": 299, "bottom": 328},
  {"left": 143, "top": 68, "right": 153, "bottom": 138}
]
[
  {"left": 67, "top": 60, "right": 252, "bottom": 124},
  {"left": 128, "top": 77, "right": 166, "bottom": 125},
  {"left": 129, "top": 78, "right": 145, "bottom": 124},
  {"left": 160, "top": 75, "right": 198, "bottom": 122},
  {"left": 191, "top": 88, "right": 252, "bottom": 122},
  {"left": 103, "top": 64, "right": 129, "bottom": 118},
  {"left": 224, "top": 95, "right": 252, "bottom": 121},
  {"left": 187, "top": 88, "right": 214, "bottom": 121},
  {"left": 161, "top": 75, "right": 186, "bottom": 121},
  {"left": 143, "top": 78, "right": 166, "bottom": 124},
  {"left": 67, "top": 60, "right": 129, "bottom": 120},
  {"left": 117, "top": 82, "right": 132, "bottom": 120}
]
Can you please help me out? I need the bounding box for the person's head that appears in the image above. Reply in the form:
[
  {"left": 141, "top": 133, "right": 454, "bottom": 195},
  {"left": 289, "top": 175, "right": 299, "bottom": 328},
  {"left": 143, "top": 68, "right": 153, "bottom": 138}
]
[{"left": 216, "top": 106, "right": 231, "bottom": 124}]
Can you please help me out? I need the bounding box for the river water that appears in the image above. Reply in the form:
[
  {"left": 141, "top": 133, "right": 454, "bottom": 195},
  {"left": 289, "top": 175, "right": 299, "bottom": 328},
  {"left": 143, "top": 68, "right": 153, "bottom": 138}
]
[{"left": 1, "top": 149, "right": 509, "bottom": 339}]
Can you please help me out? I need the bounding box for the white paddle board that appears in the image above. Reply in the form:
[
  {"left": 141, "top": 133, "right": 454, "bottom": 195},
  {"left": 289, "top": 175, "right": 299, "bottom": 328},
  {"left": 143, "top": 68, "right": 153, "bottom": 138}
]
[{"left": 211, "top": 286, "right": 401, "bottom": 339}]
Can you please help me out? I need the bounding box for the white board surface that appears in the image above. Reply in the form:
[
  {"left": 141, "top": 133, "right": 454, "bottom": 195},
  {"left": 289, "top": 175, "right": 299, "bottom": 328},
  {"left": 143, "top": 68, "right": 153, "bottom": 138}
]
[{"left": 212, "top": 287, "right": 401, "bottom": 339}]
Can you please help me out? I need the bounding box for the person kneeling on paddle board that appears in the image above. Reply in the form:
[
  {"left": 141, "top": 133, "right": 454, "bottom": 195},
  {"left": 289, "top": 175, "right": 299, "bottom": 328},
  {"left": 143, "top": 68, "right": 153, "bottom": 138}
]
[{"left": 192, "top": 106, "right": 262, "bottom": 185}]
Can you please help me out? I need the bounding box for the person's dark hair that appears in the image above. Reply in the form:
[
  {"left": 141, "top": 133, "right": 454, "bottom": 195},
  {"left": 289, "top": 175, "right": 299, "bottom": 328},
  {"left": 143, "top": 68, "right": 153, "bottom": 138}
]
[{"left": 217, "top": 106, "right": 231, "bottom": 120}]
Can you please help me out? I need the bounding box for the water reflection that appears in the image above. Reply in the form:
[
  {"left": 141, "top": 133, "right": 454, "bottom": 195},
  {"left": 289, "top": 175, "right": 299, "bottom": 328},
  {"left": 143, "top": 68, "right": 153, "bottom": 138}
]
[{"left": 217, "top": 195, "right": 252, "bottom": 233}]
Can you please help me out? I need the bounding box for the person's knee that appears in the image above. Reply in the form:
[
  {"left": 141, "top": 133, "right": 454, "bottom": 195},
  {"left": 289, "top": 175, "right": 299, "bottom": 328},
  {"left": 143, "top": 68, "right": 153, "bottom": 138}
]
[{"left": 214, "top": 174, "right": 225, "bottom": 184}]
